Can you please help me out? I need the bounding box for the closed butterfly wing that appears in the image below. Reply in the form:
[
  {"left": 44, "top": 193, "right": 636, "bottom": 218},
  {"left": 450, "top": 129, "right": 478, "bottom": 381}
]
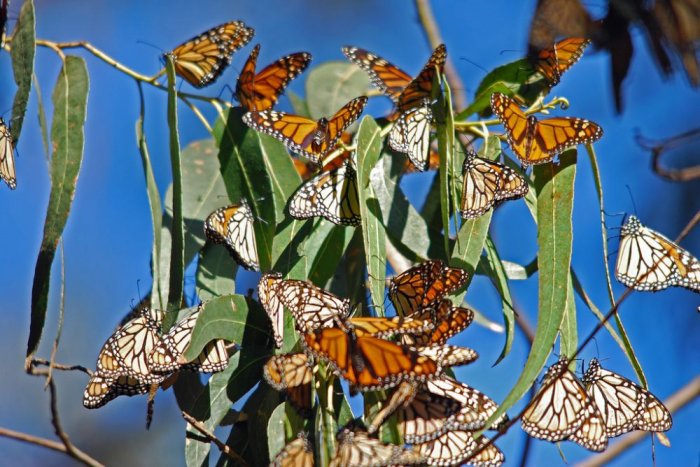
[
  {"left": 330, "top": 428, "right": 425, "bottom": 467},
  {"left": 389, "top": 104, "right": 433, "bottom": 171},
  {"left": 349, "top": 316, "right": 433, "bottom": 339},
  {"left": 263, "top": 353, "right": 314, "bottom": 415},
  {"left": 417, "top": 344, "right": 479, "bottom": 368},
  {"left": 567, "top": 406, "right": 608, "bottom": 451},
  {"left": 389, "top": 260, "right": 468, "bottom": 317},
  {"left": 0, "top": 119, "right": 16, "bottom": 189},
  {"left": 342, "top": 47, "right": 413, "bottom": 101},
  {"left": 243, "top": 97, "right": 367, "bottom": 164},
  {"left": 615, "top": 215, "right": 700, "bottom": 292},
  {"left": 583, "top": 358, "right": 672, "bottom": 436},
  {"left": 204, "top": 201, "right": 259, "bottom": 271},
  {"left": 236, "top": 44, "right": 312, "bottom": 111},
  {"left": 271, "top": 432, "right": 314, "bottom": 467},
  {"left": 535, "top": 37, "right": 591, "bottom": 86},
  {"left": 398, "top": 390, "right": 463, "bottom": 444},
  {"left": 491, "top": 92, "right": 603, "bottom": 165},
  {"left": 276, "top": 279, "right": 351, "bottom": 333},
  {"left": 258, "top": 272, "right": 285, "bottom": 348},
  {"left": 418, "top": 430, "right": 505, "bottom": 467},
  {"left": 289, "top": 157, "right": 361, "bottom": 226},
  {"left": 426, "top": 376, "right": 505, "bottom": 431},
  {"left": 460, "top": 150, "right": 528, "bottom": 219},
  {"left": 167, "top": 21, "right": 254, "bottom": 88},
  {"left": 303, "top": 327, "right": 440, "bottom": 392},
  {"left": 83, "top": 374, "right": 151, "bottom": 409},
  {"left": 522, "top": 358, "right": 599, "bottom": 442}
]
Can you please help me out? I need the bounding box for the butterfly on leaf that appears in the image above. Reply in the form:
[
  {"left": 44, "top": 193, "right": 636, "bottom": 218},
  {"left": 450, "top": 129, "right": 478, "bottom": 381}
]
[
  {"left": 149, "top": 305, "right": 230, "bottom": 374},
  {"left": 342, "top": 45, "right": 446, "bottom": 171},
  {"left": 303, "top": 326, "right": 440, "bottom": 392},
  {"left": 615, "top": 215, "right": 700, "bottom": 293},
  {"left": 235, "top": 44, "right": 312, "bottom": 111},
  {"left": 0, "top": 118, "right": 16, "bottom": 189},
  {"left": 522, "top": 358, "right": 608, "bottom": 452},
  {"left": 389, "top": 260, "right": 468, "bottom": 317},
  {"left": 491, "top": 92, "right": 603, "bottom": 165},
  {"left": 243, "top": 96, "right": 368, "bottom": 164},
  {"left": 83, "top": 374, "right": 151, "bottom": 409},
  {"left": 263, "top": 353, "right": 314, "bottom": 415},
  {"left": 165, "top": 21, "right": 254, "bottom": 88},
  {"left": 288, "top": 155, "right": 361, "bottom": 226},
  {"left": 533, "top": 37, "right": 591, "bottom": 87},
  {"left": 460, "top": 150, "right": 528, "bottom": 219},
  {"left": 204, "top": 201, "right": 259, "bottom": 271},
  {"left": 271, "top": 432, "right": 314, "bottom": 467},
  {"left": 418, "top": 430, "right": 505, "bottom": 467},
  {"left": 582, "top": 358, "right": 672, "bottom": 437},
  {"left": 330, "top": 425, "right": 425, "bottom": 467}
]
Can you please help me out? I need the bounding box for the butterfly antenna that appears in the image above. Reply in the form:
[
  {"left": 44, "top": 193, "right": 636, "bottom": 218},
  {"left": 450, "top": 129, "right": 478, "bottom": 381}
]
[
  {"left": 458, "top": 56, "right": 488, "bottom": 75},
  {"left": 606, "top": 248, "right": 618, "bottom": 260},
  {"left": 624, "top": 185, "right": 639, "bottom": 217},
  {"left": 218, "top": 84, "right": 235, "bottom": 103}
]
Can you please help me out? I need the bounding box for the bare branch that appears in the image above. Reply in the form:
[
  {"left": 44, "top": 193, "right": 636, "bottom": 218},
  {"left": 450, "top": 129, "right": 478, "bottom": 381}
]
[
  {"left": 30, "top": 358, "right": 92, "bottom": 376},
  {"left": 181, "top": 411, "right": 248, "bottom": 466},
  {"left": 575, "top": 375, "right": 700, "bottom": 467},
  {"left": 637, "top": 127, "right": 700, "bottom": 182},
  {"left": 0, "top": 427, "right": 104, "bottom": 467}
]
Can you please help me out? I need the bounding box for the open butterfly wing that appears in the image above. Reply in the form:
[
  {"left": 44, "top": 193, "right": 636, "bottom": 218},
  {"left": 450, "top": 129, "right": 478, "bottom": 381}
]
[
  {"left": 342, "top": 47, "right": 413, "bottom": 101},
  {"left": 535, "top": 37, "right": 591, "bottom": 86},
  {"left": 397, "top": 44, "right": 447, "bottom": 111}
]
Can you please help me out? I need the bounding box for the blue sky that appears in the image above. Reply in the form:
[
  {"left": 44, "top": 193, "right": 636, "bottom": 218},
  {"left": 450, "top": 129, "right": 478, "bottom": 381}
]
[{"left": 0, "top": 0, "right": 698, "bottom": 465}]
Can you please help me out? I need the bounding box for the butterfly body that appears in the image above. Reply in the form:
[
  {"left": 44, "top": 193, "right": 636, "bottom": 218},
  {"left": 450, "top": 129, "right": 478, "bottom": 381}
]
[
  {"left": 491, "top": 92, "right": 603, "bottom": 165},
  {"left": 615, "top": 215, "right": 700, "bottom": 292}
]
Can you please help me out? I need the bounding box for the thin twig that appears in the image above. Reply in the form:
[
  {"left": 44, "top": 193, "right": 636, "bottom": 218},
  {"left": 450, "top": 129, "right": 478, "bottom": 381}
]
[
  {"left": 30, "top": 358, "right": 92, "bottom": 376},
  {"left": 181, "top": 411, "right": 248, "bottom": 466},
  {"left": 0, "top": 427, "right": 104, "bottom": 466},
  {"left": 575, "top": 375, "right": 700, "bottom": 467},
  {"left": 47, "top": 241, "right": 67, "bottom": 387},
  {"left": 414, "top": 0, "right": 467, "bottom": 110},
  {"left": 48, "top": 380, "right": 79, "bottom": 460},
  {"left": 637, "top": 127, "right": 700, "bottom": 182}
]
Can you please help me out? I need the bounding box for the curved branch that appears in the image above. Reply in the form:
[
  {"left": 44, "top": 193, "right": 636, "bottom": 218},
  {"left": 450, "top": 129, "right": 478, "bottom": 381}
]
[
  {"left": 0, "top": 427, "right": 103, "bottom": 467},
  {"left": 637, "top": 127, "right": 700, "bottom": 182}
]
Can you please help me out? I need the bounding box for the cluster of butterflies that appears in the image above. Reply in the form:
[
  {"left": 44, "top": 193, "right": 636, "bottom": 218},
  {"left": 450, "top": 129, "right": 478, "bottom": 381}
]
[
  {"left": 522, "top": 357, "right": 672, "bottom": 452},
  {"left": 260, "top": 260, "right": 509, "bottom": 466},
  {"left": 83, "top": 304, "right": 231, "bottom": 415}
]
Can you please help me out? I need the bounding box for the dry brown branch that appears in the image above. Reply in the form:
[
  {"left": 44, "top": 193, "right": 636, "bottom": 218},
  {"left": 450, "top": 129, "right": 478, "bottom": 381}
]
[
  {"left": 637, "top": 128, "right": 700, "bottom": 182},
  {"left": 0, "top": 427, "right": 104, "bottom": 466},
  {"left": 575, "top": 375, "right": 700, "bottom": 467},
  {"left": 181, "top": 411, "right": 248, "bottom": 466}
]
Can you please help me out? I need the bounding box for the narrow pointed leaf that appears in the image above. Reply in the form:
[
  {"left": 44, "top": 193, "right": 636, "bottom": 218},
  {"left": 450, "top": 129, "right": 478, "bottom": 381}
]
[
  {"left": 10, "top": 0, "right": 35, "bottom": 143},
  {"left": 483, "top": 237, "right": 516, "bottom": 365}
]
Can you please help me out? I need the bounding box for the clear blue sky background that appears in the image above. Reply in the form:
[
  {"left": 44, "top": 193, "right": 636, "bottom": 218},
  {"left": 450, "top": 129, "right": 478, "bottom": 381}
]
[{"left": 0, "top": 0, "right": 698, "bottom": 465}]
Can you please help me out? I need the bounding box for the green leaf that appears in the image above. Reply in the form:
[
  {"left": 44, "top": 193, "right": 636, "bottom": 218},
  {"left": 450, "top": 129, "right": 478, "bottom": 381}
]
[
  {"left": 10, "top": 0, "right": 35, "bottom": 143},
  {"left": 483, "top": 237, "right": 516, "bottom": 365},
  {"left": 559, "top": 275, "right": 578, "bottom": 357},
  {"left": 435, "top": 79, "right": 454, "bottom": 257},
  {"left": 242, "top": 384, "right": 283, "bottom": 465},
  {"left": 485, "top": 150, "right": 577, "bottom": 428},
  {"left": 355, "top": 116, "right": 386, "bottom": 310},
  {"left": 455, "top": 82, "right": 515, "bottom": 120},
  {"left": 308, "top": 224, "right": 356, "bottom": 286},
  {"left": 272, "top": 217, "right": 314, "bottom": 277},
  {"left": 184, "top": 294, "right": 272, "bottom": 361},
  {"left": 135, "top": 85, "right": 163, "bottom": 310},
  {"left": 305, "top": 61, "right": 370, "bottom": 120},
  {"left": 165, "top": 56, "right": 184, "bottom": 316},
  {"left": 287, "top": 90, "right": 310, "bottom": 117},
  {"left": 32, "top": 74, "right": 50, "bottom": 161},
  {"left": 196, "top": 245, "right": 237, "bottom": 301},
  {"left": 27, "top": 56, "right": 88, "bottom": 358},
  {"left": 267, "top": 402, "right": 306, "bottom": 461}
]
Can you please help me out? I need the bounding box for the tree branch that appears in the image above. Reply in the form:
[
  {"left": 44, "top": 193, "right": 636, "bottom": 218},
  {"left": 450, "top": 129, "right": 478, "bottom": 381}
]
[
  {"left": 0, "top": 427, "right": 103, "bottom": 467},
  {"left": 575, "top": 375, "right": 700, "bottom": 467},
  {"left": 637, "top": 127, "right": 700, "bottom": 182},
  {"left": 181, "top": 411, "right": 248, "bottom": 466}
]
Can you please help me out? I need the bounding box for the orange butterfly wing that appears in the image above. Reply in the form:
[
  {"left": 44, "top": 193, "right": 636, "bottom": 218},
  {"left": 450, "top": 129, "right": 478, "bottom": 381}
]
[
  {"left": 342, "top": 47, "right": 413, "bottom": 101},
  {"left": 236, "top": 44, "right": 312, "bottom": 111},
  {"left": 535, "top": 37, "right": 591, "bottom": 86},
  {"left": 397, "top": 44, "right": 447, "bottom": 111}
]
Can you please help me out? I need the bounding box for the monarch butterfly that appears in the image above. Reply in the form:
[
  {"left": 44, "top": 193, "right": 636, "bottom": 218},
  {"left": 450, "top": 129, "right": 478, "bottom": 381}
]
[
  {"left": 166, "top": 21, "right": 254, "bottom": 88},
  {"left": 96, "top": 308, "right": 165, "bottom": 384},
  {"left": 235, "top": 44, "right": 312, "bottom": 111},
  {"left": 342, "top": 44, "right": 446, "bottom": 112},
  {"left": 275, "top": 279, "right": 352, "bottom": 333},
  {"left": 0, "top": 118, "right": 16, "bottom": 189},
  {"left": 342, "top": 45, "right": 446, "bottom": 172},
  {"left": 243, "top": 96, "right": 368, "bottom": 164},
  {"left": 491, "top": 92, "right": 603, "bottom": 165},
  {"left": 522, "top": 358, "right": 608, "bottom": 451},
  {"left": 288, "top": 156, "right": 361, "bottom": 226},
  {"left": 426, "top": 376, "right": 507, "bottom": 432},
  {"left": 615, "top": 215, "right": 700, "bottom": 292},
  {"left": 388, "top": 104, "right": 433, "bottom": 172},
  {"left": 534, "top": 37, "right": 591, "bottom": 87},
  {"left": 271, "top": 432, "right": 314, "bottom": 467},
  {"left": 417, "top": 344, "right": 479, "bottom": 368},
  {"left": 258, "top": 272, "right": 285, "bottom": 348},
  {"left": 460, "top": 150, "right": 528, "bottom": 219},
  {"left": 83, "top": 374, "right": 151, "bottom": 409},
  {"left": 303, "top": 327, "right": 440, "bottom": 392},
  {"left": 418, "top": 430, "right": 505, "bottom": 467},
  {"left": 149, "top": 306, "right": 230, "bottom": 374},
  {"left": 204, "top": 201, "right": 259, "bottom": 271},
  {"left": 401, "top": 300, "right": 475, "bottom": 346},
  {"left": 582, "top": 358, "right": 672, "bottom": 436},
  {"left": 330, "top": 426, "right": 426, "bottom": 466},
  {"left": 263, "top": 353, "right": 314, "bottom": 415},
  {"left": 389, "top": 260, "right": 468, "bottom": 317}
]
